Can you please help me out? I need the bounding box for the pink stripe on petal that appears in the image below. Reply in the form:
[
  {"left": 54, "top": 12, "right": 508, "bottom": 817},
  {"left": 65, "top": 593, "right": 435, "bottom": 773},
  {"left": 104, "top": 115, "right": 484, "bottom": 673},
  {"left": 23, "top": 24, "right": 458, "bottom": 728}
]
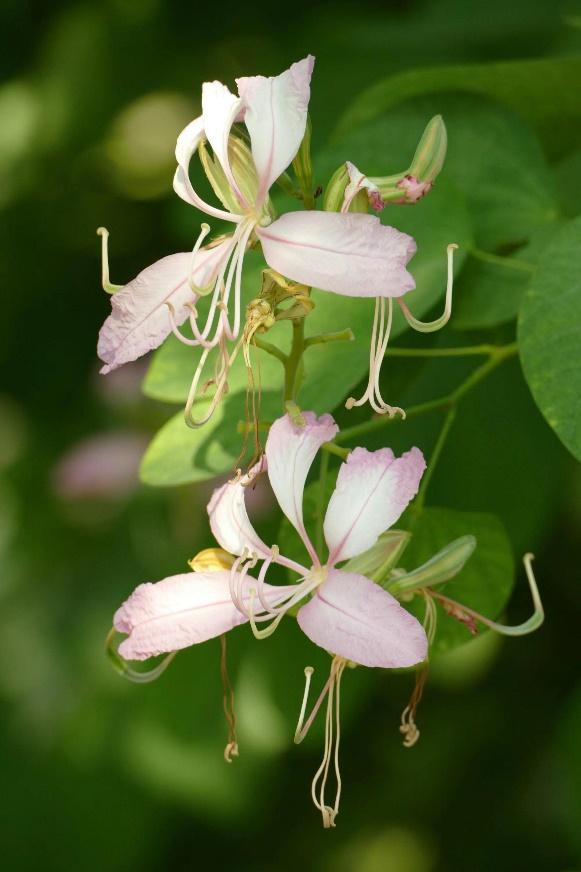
[
  {"left": 236, "top": 56, "right": 314, "bottom": 205},
  {"left": 297, "top": 569, "right": 428, "bottom": 668},
  {"left": 257, "top": 211, "right": 416, "bottom": 298},
  {"left": 324, "top": 447, "right": 426, "bottom": 565}
]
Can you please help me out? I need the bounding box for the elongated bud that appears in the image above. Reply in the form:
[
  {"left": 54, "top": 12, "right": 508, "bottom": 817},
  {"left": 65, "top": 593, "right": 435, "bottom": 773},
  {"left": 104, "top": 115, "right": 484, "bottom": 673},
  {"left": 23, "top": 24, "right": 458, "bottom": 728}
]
[
  {"left": 344, "top": 530, "right": 411, "bottom": 583},
  {"left": 388, "top": 535, "right": 476, "bottom": 596},
  {"left": 188, "top": 547, "right": 235, "bottom": 572},
  {"left": 292, "top": 115, "right": 315, "bottom": 208},
  {"left": 323, "top": 164, "right": 349, "bottom": 212},
  {"left": 198, "top": 140, "right": 240, "bottom": 214},
  {"left": 375, "top": 115, "right": 447, "bottom": 204}
]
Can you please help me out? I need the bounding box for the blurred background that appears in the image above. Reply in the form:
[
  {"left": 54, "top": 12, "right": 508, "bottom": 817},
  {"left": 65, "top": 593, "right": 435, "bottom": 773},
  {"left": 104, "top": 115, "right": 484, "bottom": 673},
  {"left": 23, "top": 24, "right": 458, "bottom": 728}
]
[{"left": 1, "top": 1, "right": 580, "bottom": 869}]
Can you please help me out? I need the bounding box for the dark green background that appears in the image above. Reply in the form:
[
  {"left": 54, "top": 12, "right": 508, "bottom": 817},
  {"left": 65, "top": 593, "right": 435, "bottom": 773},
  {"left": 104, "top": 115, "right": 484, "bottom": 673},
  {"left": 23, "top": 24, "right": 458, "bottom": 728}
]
[{"left": 1, "top": 1, "right": 580, "bottom": 870}]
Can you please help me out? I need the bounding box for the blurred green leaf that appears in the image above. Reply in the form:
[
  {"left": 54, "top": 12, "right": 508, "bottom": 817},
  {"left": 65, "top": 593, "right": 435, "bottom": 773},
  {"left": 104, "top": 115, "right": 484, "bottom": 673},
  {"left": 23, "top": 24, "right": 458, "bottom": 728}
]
[
  {"left": 335, "top": 56, "right": 581, "bottom": 158},
  {"left": 402, "top": 508, "right": 515, "bottom": 655},
  {"left": 518, "top": 216, "right": 581, "bottom": 461},
  {"left": 452, "top": 225, "right": 562, "bottom": 330}
]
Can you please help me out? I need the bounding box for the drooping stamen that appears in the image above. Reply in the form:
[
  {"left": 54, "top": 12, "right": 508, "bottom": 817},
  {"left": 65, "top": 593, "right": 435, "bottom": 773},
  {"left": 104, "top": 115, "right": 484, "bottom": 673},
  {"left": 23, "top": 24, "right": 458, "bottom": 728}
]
[
  {"left": 398, "top": 243, "right": 458, "bottom": 333},
  {"left": 219, "top": 634, "right": 239, "bottom": 763},
  {"left": 187, "top": 222, "right": 212, "bottom": 294},
  {"left": 400, "top": 667, "right": 428, "bottom": 749},
  {"left": 184, "top": 331, "right": 245, "bottom": 428},
  {"left": 96, "top": 227, "right": 123, "bottom": 294},
  {"left": 220, "top": 221, "right": 256, "bottom": 343},
  {"left": 166, "top": 301, "right": 200, "bottom": 346},
  {"left": 345, "top": 297, "right": 405, "bottom": 418},
  {"left": 308, "top": 657, "right": 347, "bottom": 828},
  {"left": 229, "top": 549, "right": 258, "bottom": 616},
  {"left": 430, "top": 553, "right": 544, "bottom": 637},
  {"left": 105, "top": 628, "right": 176, "bottom": 683}
]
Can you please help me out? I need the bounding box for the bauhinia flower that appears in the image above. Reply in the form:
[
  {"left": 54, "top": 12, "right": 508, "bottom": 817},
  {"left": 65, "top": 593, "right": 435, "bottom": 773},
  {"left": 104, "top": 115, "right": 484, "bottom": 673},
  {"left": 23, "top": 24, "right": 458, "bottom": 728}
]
[
  {"left": 112, "top": 411, "right": 428, "bottom": 826},
  {"left": 96, "top": 55, "right": 419, "bottom": 427}
]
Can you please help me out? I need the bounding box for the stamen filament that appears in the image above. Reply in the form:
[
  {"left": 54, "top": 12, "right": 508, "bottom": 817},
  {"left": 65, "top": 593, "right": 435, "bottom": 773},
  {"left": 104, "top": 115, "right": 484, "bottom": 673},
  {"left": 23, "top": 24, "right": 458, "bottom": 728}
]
[
  {"left": 96, "top": 227, "right": 123, "bottom": 294},
  {"left": 398, "top": 243, "right": 458, "bottom": 333}
]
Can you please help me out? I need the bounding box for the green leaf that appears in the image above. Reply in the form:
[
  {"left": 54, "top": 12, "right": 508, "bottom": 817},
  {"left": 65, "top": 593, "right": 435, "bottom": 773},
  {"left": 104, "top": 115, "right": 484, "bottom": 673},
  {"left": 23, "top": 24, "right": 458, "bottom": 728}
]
[
  {"left": 140, "top": 388, "right": 282, "bottom": 486},
  {"left": 518, "top": 216, "right": 581, "bottom": 461},
  {"left": 452, "top": 225, "right": 562, "bottom": 330},
  {"left": 401, "top": 508, "right": 515, "bottom": 655},
  {"left": 335, "top": 56, "right": 581, "bottom": 158}
]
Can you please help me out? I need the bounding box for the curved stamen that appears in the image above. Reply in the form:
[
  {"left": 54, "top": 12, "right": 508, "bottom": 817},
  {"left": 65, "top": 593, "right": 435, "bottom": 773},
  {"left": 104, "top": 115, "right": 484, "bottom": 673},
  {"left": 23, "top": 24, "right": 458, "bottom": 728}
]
[
  {"left": 221, "top": 221, "right": 256, "bottom": 343},
  {"left": 166, "top": 301, "right": 200, "bottom": 346},
  {"left": 97, "top": 227, "right": 123, "bottom": 294},
  {"left": 184, "top": 332, "right": 245, "bottom": 428},
  {"left": 398, "top": 243, "right": 458, "bottom": 333},
  {"left": 431, "top": 553, "right": 544, "bottom": 637},
  {"left": 106, "top": 628, "right": 176, "bottom": 683},
  {"left": 187, "top": 223, "right": 212, "bottom": 294},
  {"left": 310, "top": 657, "right": 347, "bottom": 828}
]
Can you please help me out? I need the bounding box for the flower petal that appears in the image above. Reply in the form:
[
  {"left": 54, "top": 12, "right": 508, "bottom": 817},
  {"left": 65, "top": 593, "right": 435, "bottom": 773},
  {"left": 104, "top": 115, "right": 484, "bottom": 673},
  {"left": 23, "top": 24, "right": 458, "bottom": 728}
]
[
  {"left": 236, "top": 55, "right": 314, "bottom": 205},
  {"left": 114, "top": 570, "right": 287, "bottom": 660},
  {"left": 343, "top": 161, "right": 385, "bottom": 212},
  {"left": 202, "top": 81, "right": 247, "bottom": 209},
  {"left": 256, "top": 211, "right": 416, "bottom": 298},
  {"left": 97, "top": 241, "right": 232, "bottom": 374},
  {"left": 265, "top": 412, "right": 338, "bottom": 565},
  {"left": 173, "top": 115, "right": 242, "bottom": 222},
  {"left": 207, "top": 466, "right": 271, "bottom": 561},
  {"left": 324, "top": 447, "right": 426, "bottom": 565},
  {"left": 297, "top": 569, "right": 428, "bottom": 668}
]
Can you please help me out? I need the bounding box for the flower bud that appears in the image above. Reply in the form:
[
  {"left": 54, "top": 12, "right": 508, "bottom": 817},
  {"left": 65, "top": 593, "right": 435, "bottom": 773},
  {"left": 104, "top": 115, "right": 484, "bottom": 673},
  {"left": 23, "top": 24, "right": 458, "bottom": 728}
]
[
  {"left": 292, "top": 115, "right": 314, "bottom": 206},
  {"left": 388, "top": 535, "right": 476, "bottom": 596},
  {"left": 322, "top": 163, "right": 349, "bottom": 212},
  {"left": 344, "top": 530, "right": 411, "bottom": 583},
  {"left": 371, "top": 115, "right": 447, "bottom": 205},
  {"left": 188, "top": 547, "right": 235, "bottom": 572}
]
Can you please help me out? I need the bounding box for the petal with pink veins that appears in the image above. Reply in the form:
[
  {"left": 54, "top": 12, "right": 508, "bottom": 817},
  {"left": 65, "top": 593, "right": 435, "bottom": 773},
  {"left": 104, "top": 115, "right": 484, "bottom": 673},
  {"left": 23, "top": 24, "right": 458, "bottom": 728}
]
[
  {"left": 324, "top": 446, "right": 426, "bottom": 565},
  {"left": 236, "top": 55, "right": 314, "bottom": 206},
  {"left": 256, "top": 211, "right": 416, "bottom": 298},
  {"left": 297, "top": 569, "right": 428, "bottom": 668},
  {"left": 114, "top": 570, "right": 288, "bottom": 660},
  {"left": 97, "top": 240, "right": 232, "bottom": 374},
  {"left": 265, "top": 412, "right": 338, "bottom": 565}
]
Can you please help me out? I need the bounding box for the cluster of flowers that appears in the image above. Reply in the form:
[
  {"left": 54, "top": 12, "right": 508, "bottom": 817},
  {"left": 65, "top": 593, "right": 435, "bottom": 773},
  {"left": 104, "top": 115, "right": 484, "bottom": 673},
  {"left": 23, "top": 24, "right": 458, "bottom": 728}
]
[{"left": 100, "top": 56, "right": 542, "bottom": 827}]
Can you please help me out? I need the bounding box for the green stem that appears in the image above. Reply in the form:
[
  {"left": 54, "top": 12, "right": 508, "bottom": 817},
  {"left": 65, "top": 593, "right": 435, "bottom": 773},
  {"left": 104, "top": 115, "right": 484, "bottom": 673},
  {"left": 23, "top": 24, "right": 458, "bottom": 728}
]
[
  {"left": 304, "top": 328, "right": 355, "bottom": 349},
  {"left": 387, "top": 344, "right": 507, "bottom": 359},
  {"left": 469, "top": 247, "right": 535, "bottom": 274},
  {"left": 336, "top": 342, "right": 517, "bottom": 446},
  {"left": 284, "top": 319, "right": 305, "bottom": 404},
  {"left": 414, "top": 406, "right": 456, "bottom": 514},
  {"left": 316, "top": 450, "right": 330, "bottom": 554},
  {"left": 252, "top": 335, "right": 287, "bottom": 365},
  {"left": 321, "top": 441, "right": 350, "bottom": 459}
]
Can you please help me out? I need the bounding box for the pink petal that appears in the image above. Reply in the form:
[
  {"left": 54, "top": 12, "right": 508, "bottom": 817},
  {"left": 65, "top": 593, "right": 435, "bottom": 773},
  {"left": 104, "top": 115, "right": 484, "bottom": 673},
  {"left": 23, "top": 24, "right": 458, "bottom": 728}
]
[
  {"left": 344, "top": 161, "right": 385, "bottom": 212},
  {"left": 236, "top": 55, "right": 314, "bottom": 205},
  {"left": 202, "top": 81, "right": 247, "bottom": 209},
  {"left": 97, "top": 241, "right": 231, "bottom": 374},
  {"left": 114, "top": 570, "right": 287, "bottom": 661},
  {"left": 52, "top": 431, "right": 147, "bottom": 500},
  {"left": 173, "top": 115, "right": 241, "bottom": 222},
  {"left": 256, "top": 211, "right": 416, "bottom": 298},
  {"left": 207, "top": 465, "right": 272, "bottom": 561},
  {"left": 297, "top": 569, "right": 428, "bottom": 668},
  {"left": 265, "top": 412, "right": 338, "bottom": 564},
  {"left": 324, "top": 447, "right": 426, "bottom": 565}
]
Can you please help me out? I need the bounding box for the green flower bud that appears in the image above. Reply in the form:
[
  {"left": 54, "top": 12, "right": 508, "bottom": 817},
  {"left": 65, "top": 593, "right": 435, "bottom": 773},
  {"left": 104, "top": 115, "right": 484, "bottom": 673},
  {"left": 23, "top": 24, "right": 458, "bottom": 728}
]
[
  {"left": 388, "top": 535, "right": 476, "bottom": 596},
  {"left": 343, "top": 530, "right": 411, "bottom": 584}
]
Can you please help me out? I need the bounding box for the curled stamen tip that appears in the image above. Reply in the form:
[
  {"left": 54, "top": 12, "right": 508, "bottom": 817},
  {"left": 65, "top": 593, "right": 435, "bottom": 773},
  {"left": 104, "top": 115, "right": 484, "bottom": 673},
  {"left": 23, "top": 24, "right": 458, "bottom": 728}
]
[
  {"left": 447, "top": 242, "right": 459, "bottom": 253},
  {"left": 96, "top": 226, "right": 109, "bottom": 237},
  {"left": 321, "top": 807, "right": 337, "bottom": 828},
  {"left": 224, "top": 741, "right": 239, "bottom": 763},
  {"left": 345, "top": 397, "right": 356, "bottom": 410},
  {"left": 387, "top": 406, "right": 406, "bottom": 420},
  {"left": 304, "top": 666, "right": 314, "bottom": 677},
  {"left": 200, "top": 222, "right": 210, "bottom": 233},
  {"left": 399, "top": 723, "right": 420, "bottom": 748}
]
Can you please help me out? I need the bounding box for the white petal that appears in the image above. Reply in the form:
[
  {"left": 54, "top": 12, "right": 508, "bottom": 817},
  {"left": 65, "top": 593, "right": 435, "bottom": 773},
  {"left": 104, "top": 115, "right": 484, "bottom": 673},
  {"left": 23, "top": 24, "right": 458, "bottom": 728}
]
[
  {"left": 265, "top": 412, "right": 338, "bottom": 564},
  {"left": 97, "top": 241, "right": 232, "bottom": 374},
  {"left": 173, "top": 115, "right": 242, "bottom": 222},
  {"left": 324, "top": 447, "right": 426, "bottom": 565},
  {"left": 207, "top": 463, "right": 272, "bottom": 560},
  {"left": 236, "top": 55, "right": 314, "bottom": 204},
  {"left": 202, "top": 81, "right": 247, "bottom": 209},
  {"left": 297, "top": 569, "right": 428, "bottom": 668},
  {"left": 257, "top": 211, "right": 416, "bottom": 298}
]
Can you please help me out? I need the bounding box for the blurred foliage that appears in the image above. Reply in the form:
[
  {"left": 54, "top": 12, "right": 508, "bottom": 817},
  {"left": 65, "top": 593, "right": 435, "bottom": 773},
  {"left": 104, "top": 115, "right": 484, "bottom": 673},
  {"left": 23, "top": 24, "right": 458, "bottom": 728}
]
[{"left": 1, "top": 1, "right": 580, "bottom": 870}]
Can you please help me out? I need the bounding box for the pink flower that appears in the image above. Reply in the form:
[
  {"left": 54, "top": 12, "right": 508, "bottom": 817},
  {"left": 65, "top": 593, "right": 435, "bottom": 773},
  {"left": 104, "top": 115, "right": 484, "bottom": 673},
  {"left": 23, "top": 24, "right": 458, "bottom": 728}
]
[{"left": 97, "top": 56, "right": 417, "bottom": 426}]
